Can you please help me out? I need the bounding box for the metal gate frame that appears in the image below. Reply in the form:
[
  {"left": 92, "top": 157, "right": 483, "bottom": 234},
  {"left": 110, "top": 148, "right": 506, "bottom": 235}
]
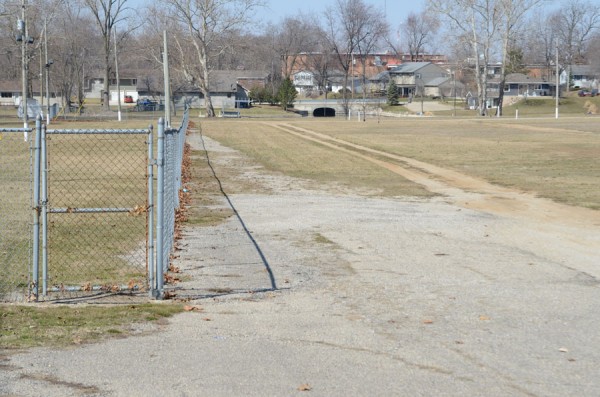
[{"left": 32, "top": 121, "right": 154, "bottom": 301}]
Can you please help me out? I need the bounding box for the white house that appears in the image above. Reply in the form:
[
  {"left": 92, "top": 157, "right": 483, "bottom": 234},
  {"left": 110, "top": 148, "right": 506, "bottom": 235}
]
[{"left": 560, "top": 65, "right": 598, "bottom": 89}]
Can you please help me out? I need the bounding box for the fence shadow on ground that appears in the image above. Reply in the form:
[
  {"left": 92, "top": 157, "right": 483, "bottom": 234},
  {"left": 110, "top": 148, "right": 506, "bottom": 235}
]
[{"left": 167, "top": 131, "right": 278, "bottom": 300}]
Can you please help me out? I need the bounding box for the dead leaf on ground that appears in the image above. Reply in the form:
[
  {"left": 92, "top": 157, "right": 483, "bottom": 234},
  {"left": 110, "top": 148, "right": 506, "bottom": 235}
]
[
  {"left": 183, "top": 305, "right": 203, "bottom": 312},
  {"left": 559, "top": 347, "right": 569, "bottom": 353},
  {"left": 423, "top": 319, "right": 434, "bottom": 324},
  {"left": 298, "top": 384, "right": 312, "bottom": 391},
  {"left": 479, "top": 315, "right": 490, "bottom": 321}
]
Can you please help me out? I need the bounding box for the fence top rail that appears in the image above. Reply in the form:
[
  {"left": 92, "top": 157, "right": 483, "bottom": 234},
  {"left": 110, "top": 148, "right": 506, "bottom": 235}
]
[
  {"left": 46, "top": 129, "right": 151, "bottom": 135},
  {"left": 0, "top": 128, "right": 34, "bottom": 133}
]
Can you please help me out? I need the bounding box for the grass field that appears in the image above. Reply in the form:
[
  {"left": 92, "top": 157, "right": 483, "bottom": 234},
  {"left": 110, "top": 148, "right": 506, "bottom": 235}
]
[
  {"left": 1, "top": 99, "right": 598, "bottom": 349},
  {"left": 199, "top": 116, "right": 600, "bottom": 210}
]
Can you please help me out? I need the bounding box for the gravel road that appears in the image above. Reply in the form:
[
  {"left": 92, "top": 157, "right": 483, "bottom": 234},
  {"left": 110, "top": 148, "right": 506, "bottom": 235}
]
[{"left": 1, "top": 130, "right": 599, "bottom": 397}]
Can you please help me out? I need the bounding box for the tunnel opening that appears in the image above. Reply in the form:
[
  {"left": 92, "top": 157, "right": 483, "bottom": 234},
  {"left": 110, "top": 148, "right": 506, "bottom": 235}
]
[{"left": 313, "top": 107, "right": 336, "bottom": 117}]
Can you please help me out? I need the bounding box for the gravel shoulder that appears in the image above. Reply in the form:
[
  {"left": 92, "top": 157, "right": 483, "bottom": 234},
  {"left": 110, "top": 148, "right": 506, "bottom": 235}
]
[{"left": 1, "top": 130, "right": 599, "bottom": 397}]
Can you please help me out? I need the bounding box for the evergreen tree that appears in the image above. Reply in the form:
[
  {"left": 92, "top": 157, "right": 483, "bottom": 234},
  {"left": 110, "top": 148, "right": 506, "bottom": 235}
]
[
  {"left": 505, "top": 48, "right": 528, "bottom": 75},
  {"left": 387, "top": 79, "right": 399, "bottom": 106},
  {"left": 278, "top": 78, "right": 297, "bottom": 111}
]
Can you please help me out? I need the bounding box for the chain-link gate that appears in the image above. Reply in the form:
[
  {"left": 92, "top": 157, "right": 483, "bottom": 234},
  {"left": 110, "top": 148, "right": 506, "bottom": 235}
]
[
  {"left": 2, "top": 113, "right": 190, "bottom": 302},
  {"left": 39, "top": 127, "right": 152, "bottom": 301},
  {"left": 0, "top": 128, "right": 33, "bottom": 302}
]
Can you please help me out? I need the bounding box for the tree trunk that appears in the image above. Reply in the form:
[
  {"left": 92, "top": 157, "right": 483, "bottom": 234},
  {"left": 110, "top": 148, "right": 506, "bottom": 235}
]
[{"left": 103, "top": 51, "right": 110, "bottom": 111}]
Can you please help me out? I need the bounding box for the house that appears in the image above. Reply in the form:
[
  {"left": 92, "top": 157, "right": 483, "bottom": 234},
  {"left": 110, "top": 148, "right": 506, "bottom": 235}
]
[
  {"left": 291, "top": 70, "right": 350, "bottom": 95},
  {"left": 369, "top": 71, "right": 392, "bottom": 93},
  {"left": 486, "top": 73, "right": 557, "bottom": 107},
  {"left": 388, "top": 62, "right": 450, "bottom": 97},
  {"left": 561, "top": 65, "right": 598, "bottom": 89},
  {"left": 0, "top": 79, "right": 61, "bottom": 108},
  {"left": 84, "top": 70, "right": 269, "bottom": 109},
  {"left": 285, "top": 52, "right": 448, "bottom": 80},
  {"left": 0, "top": 80, "right": 21, "bottom": 106},
  {"left": 292, "top": 70, "right": 317, "bottom": 94},
  {"left": 84, "top": 77, "right": 139, "bottom": 104},
  {"left": 424, "top": 76, "right": 465, "bottom": 99},
  {"left": 168, "top": 70, "right": 270, "bottom": 109}
]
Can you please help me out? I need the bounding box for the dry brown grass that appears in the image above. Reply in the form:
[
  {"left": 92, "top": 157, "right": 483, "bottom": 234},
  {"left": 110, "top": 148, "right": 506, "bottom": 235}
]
[{"left": 199, "top": 117, "right": 600, "bottom": 210}]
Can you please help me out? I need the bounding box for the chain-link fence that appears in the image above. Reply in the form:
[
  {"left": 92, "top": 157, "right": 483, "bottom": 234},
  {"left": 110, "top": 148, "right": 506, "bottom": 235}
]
[
  {"left": 0, "top": 128, "right": 33, "bottom": 302},
  {"left": 154, "top": 112, "right": 189, "bottom": 298},
  {"left": 1, "top": 111, "right": 189, "bottom": 302}
]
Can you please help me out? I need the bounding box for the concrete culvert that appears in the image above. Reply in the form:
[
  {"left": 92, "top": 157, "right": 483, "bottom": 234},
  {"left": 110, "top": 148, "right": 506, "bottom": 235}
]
[{"left": 313, "top": 107, "right": 336, "bottom": 117}]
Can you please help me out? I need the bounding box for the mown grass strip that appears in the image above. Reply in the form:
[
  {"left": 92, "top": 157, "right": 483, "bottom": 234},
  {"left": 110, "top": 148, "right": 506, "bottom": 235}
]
[{"left": 0, "top": 303, "right": 183, "bottom": 350}]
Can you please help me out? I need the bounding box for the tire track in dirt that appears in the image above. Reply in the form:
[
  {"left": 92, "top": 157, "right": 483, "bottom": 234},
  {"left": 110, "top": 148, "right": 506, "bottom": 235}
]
[
  {"left": 265, "top": 122, "right": 600, "bottom": 276},
  {"left": 266, "top": 122, "right": 599, "bottom": 225}
]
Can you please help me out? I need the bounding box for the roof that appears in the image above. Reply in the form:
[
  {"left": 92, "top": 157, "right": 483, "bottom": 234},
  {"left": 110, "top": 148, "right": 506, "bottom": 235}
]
[
  {"left": 389, "top": 62, "right": 431, "bottom": 74},
  {"left": 490, "top": 73, "right": 554, "bottom": 84},
  {"left": 0, "top": 80, "right": 25, "bottom": 92},
  {"left": 425, "top": 77, "right": 450, "bottom": 86},
  {"left": 370, "top": 71, "right": 390, "bottom": 82},
  {"left": 144, "top": 70, "right": 269, "bottom": 93},
  {"left": 570, "top": 65, "right": 595, "bottom": 76}
]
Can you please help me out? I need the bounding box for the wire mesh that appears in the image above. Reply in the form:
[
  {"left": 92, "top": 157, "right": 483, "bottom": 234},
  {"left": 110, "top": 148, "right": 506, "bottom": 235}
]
[
  {"left": 157, "top": 110, "right": 189, "bottom": 296},
  {"left": 0, "top": 130, "right": 32, "bottom": 302},
  {"left": 43, "top": 130, "right": 150, "bottom": 300}
]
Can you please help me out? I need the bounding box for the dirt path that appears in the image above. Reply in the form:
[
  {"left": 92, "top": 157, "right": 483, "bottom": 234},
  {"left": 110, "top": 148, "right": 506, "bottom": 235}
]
[
  {"left": 2, "top": 128, "right": 599, "bottom": 397},
  {"left": 268, "top": 122, "right": 600, "bottom": 277}
]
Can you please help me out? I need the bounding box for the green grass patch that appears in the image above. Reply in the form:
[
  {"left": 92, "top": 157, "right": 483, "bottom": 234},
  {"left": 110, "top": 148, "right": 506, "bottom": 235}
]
[
  {"left": 0, "top": 303, "right": 184, "bottom": 350},
  {"left": 313, "top": 233, "right": 337, "bottom": 245}
]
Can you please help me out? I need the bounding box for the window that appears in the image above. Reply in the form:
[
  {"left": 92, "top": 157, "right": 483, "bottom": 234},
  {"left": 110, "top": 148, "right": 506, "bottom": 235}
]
[
  {"left": 415, "top": 73, "right": 421, "bottom": 79},
  {"left": 504, "top": 84, "right": 510, "bottom": 92},
  {"left": 1, "top": 92, "right": 12, "bottom": 98}
]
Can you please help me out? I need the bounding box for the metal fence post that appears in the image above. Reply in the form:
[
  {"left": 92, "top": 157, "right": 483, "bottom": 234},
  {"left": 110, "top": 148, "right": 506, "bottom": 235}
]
[
  {"left": 147, "top": 125, "right": 155, "bottom": 297},
  {"left": 156, "top": 118, "right": 165, "bottom": 298},
  {"left": 41, "top": 123, "right": 48, "bottom": 296},
  {"left": 31, "top": 116, "right": 42, "bottom": 300}
]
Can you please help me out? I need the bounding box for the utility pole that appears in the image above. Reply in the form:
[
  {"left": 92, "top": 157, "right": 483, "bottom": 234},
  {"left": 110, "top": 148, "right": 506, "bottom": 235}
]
[
  {"left": 44, "top": 17, "right": 52, "bottom": 125},
  {"left": 20, "top": 0, "right": 28, "bottom": 137},
  {"left": 555, "top": 38, "right": 559, "bottom": 119},
  {"left": 114, "top": 27, "right": 122, "bottom": 121},
  {"left": 163, "top": 30, "right": 171, "bottom": 127}
]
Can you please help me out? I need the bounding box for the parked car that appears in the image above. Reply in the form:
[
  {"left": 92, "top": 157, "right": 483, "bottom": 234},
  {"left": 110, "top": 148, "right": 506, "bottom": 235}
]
[
  {"left": 136, "top": 98, "right": 164, "bottom": 111},
  {"left": 578, "top": 89, "right": 598, "bottom": 97},
  {"left": 124, "top": 95, "right": 134, "bottom": 103}
]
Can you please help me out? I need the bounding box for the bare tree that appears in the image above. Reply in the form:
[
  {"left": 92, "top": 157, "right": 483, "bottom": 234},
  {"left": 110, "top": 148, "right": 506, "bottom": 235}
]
[
  {"left": 587, "top": 33, "right": 600, "bottom": 77},
  {"left": 401, "top": 11, "right": 440, "bottom": 62},
  {"left": 324, "top": 0, "right": 386, "bottom": 116},
  {"left": 553, "top": 0, "right": 600, "bottom": 91},
  {"left": 355, "top": 9, "right": 388, "bottom": 120},
  {"left": 162, "top": 0, "right": 264, "bottom": 117},
  {"left": 522, "top": 10, "right": 558, "bottom": 79},
  {"left": 52, "top": 3, "right": 101, "bottom": 112},
  {"left": 429, "top": 0, "right": 502, "bottom": 116},
  {"left": 301, "top": 33, "right": 335, "bottom": 99},
  {"left": 81, "top": 0, "right": 131, "bottom": 110},
  {"left": 496, "top": 0, "right": 547, "bottom": 116},
  {"left": 275, "top": 15, "right": 319, "bottom": 78}
]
